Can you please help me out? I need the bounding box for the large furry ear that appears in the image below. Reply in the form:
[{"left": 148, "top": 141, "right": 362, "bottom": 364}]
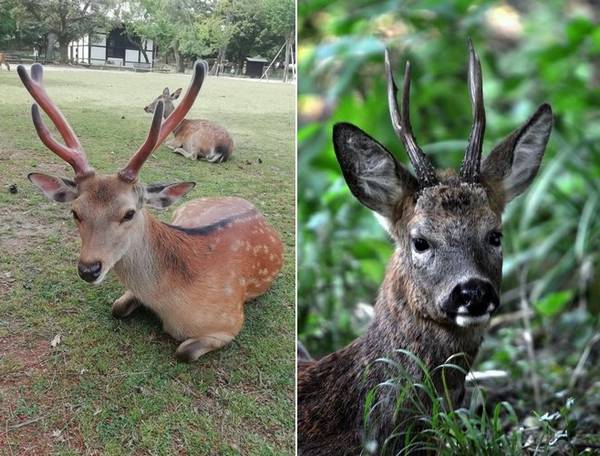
[
  {"left": 171, "top": 88, "right": 182, "bottom": 99},
  {"left": 482, "top": 104, "right": 553, "bottom": 203},
  {"left": 332, "top": 123, "right": 418, "bottom": 220},
  {"left": 28, "top": 173, "right": 78, "bottom": 203},
  {"left": 144, "top": 182, "right": 196, "bottom": 208}
]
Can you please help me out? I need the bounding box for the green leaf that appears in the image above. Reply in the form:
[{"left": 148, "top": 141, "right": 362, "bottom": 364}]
[{"left": 534, "top": 290, "right": 574, "bottom": 317}]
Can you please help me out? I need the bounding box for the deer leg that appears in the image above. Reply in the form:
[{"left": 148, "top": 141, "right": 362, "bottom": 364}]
[
  {"left": 175, "top": 333, "right": 235, "bottom": 362},
  {"left": 163, "top": 138, "right": 182, "bottom": 151},
  {"left": 173, "top": 147, "right": 196, "bottom": 159},
  {"left": 112, "top": 290, "right": 142, "bottom": 318}
]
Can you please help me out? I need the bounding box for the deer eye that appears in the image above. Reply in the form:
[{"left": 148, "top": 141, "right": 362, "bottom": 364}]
[
  {"left": 488, "top": 231, "right": 502, "bottom": 247},
  {"left": 71, "top": 210, "right": 81, "bottom": 222},
  {"left": 121, "top": 209, "right": 136, "bottom": 223},
  {"left": 412, "top": 237, "right": 430, "bottom": 253}
]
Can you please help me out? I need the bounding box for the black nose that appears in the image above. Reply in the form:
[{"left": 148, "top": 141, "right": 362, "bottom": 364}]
[
  {"left": 449, "top": 279, "right": 498, "bottom": 316},
  {"left": 78, "top": 261, "right": 102, "bottom": 282},
  {"left": 144, "top": 106, "right": 151, "bottom": 113}
]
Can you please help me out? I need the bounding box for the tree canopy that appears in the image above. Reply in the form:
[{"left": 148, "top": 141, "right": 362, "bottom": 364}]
[{"left": 0, "top": 0, "right": 295, "bottom": 71}]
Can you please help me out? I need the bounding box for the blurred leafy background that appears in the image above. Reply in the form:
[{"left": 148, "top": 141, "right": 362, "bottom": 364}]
[{"left": 298, "top": 0, "right": 600, "bottom": 450}]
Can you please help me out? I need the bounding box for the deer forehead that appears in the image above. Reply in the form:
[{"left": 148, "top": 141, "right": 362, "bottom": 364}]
[
  {"left": 74, "top": 175, "right": 142, "bottom": 213},
  {"left": 408, "top": 183, "right": 500, "bottom": 233}
]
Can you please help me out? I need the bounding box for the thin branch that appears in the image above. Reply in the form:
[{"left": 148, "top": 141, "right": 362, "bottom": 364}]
[
  {"left": 569, "top": 331, "right": 600, "bottom": 390},
  {"left": 518, "top": 264, "right": 541, "bottom": 410}
]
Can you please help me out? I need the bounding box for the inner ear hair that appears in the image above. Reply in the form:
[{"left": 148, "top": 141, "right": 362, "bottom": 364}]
[
  {"left": 333, "top": 122, "right": 418, "bottom": 219},
  {"left": 481, "top": 103, "right": 553, "bottom": 202}
]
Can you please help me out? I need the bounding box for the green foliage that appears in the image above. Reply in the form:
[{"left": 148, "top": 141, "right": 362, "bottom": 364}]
[
  {"left": 364, "top": 351, "right": 585, "bottom": 455},
  {"left": 5, "top": 0, "right": 113, "bottom": 59},
  {"left": 127, "top": 0, "right": 295, "bottom": 69},
  {"left": 298, "top": 0, "right": 600, "bottom": 449}
]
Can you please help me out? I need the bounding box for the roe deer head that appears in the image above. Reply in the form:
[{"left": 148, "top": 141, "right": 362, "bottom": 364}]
[{"left": 298, "top": 41, "right": 553, "bottom": 455}]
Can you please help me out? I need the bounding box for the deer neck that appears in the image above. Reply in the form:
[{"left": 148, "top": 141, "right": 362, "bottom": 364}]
[
  {"left": 163, "top": 105, "right": 188, "bottom": 137},
  {"left": 299, "top": 251, "right": 484, "bottom": 449},
  {"left": 172, "top": 120, "right": 188, "bottom": 137},
  {"left": 113, "top": 210, "right": 199, "bottom": 299}
]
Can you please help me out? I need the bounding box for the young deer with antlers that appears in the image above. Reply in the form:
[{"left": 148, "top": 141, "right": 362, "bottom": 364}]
[
  {"left": 18, "top": 62, "right": 283, "bottom": 362},
  {"left": 298, "top": 42, "right": 553, "bottom": 454},
  {"left": 143, "top": 70, "right": 234, "bottom": 163}
]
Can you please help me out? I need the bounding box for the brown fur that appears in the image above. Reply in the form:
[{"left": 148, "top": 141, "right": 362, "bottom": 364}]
[
  {"left": 33, "top": 173, "right": 283, "bottom": 361},
  {"left": 0, "top": 53, "right": 10, "bottom": 71},
  {"left": 299, "top": 95, "right": 552, "bottom": 453},
  {"left": 169, "top": 119, "right": 234, "bottom": 162},
  {"left": 145, "top": 90, "right": 234, "bottom": 163},
  {"left": 298, "top": 175, "right": 494, "bottom": 455}
]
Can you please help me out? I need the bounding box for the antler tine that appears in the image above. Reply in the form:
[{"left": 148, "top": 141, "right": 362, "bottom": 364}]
[
  {"left": 460, "top": 39, "right": 486, "bottom": 182},
  {"left": 154, "top": 60, "right": 206, "bottom": 147},
  {"left": 385, "top": 49, "right": 437, "bottom": 187},
  {"left": 118, "top": 101, "right": 164, "bottom": 183},
  {"left": 17, "top": 64, "right": 92, "bottom": 177}
]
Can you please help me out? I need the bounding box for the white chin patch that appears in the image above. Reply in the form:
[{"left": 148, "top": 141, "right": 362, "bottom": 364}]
[
  {"left": 92, "top": 271, "right": 108, "bottom": 285},
  {"left": 455, "top": 313, "right": 490, "bottom": 327}
]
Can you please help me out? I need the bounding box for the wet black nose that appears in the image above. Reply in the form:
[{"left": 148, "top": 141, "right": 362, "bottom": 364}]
[
  {"left": 78, "top": 261, "right": 102, "bottom": 282},
  {"left": 449, "top": 279, "right": 498, "bottom": 316},
  {"left": 144, "top": 106, "right": 151, "bottom": 113}
]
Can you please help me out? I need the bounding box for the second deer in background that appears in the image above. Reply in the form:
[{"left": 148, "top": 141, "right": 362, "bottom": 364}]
[{"left": 144, "top": 66, "right": 234, "bottom": 163}]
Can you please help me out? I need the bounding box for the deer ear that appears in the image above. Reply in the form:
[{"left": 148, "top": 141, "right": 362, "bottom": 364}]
[
  {"left": 171, "top": 88, "right": 182, "bottom": 99},
  {"left": 482, "top": 104, "right": 553, "bottom": 203},
  {"left": 144, "top": 182, "right": 196, "bottom": 209},
  {"left": 333, "top": 123, "right": 417, "bottom": 220},
  {"left": 162, "top": 87, "right": 170, "bottom": 97},
  {"left": 28, "top": 173, "right": 78, "bottom": 203}
]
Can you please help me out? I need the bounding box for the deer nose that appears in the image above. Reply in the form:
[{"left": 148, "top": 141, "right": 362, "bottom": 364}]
[
  {"left": 451, "top": 279, "right": 498, "bottom": 316},
  {"left": 78, "top": 261, "right": 102, "bottom": 283}
]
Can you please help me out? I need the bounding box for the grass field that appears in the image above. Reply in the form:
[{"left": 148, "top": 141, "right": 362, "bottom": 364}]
[{"left": 0, "top": 67, "right": 295, "bottom": 455}]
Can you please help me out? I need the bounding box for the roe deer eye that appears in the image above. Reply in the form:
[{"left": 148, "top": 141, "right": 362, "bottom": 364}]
[
  {"left": 121, "top": 209, "right": 136, "bottom": 223},
  {"left": 489, "top": 231, "right": 502, "bottom": 247},
  {"left": 71, "top": 210, "right": 80, "bottom": 222},
  {"left": 412, "top": 238, "right": 430, "bottom": 252}
]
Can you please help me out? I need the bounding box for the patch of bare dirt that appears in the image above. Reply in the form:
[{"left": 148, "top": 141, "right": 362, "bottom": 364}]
[
  {"left": 0, "top": 334, "right": 85, "bottom": 455},
  {"left": 0, "top": 149, "right": 76, "bottom": 255}
]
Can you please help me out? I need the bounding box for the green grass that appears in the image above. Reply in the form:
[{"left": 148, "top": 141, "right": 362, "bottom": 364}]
[
  {"left": 0, "top": 67, "right": 295, "bottom": 455},
  {"left": 363, "top": 351, "right": 580, "bottom": 455}
]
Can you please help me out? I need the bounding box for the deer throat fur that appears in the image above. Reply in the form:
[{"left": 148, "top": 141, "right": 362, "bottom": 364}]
[{"left": 298, "top": 260, "right": 485, "bottom": 455}]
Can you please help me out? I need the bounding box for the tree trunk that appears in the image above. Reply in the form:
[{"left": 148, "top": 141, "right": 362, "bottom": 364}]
[
  {"left": 214, "top": 46, "right": 226, "bottom": 76},
  {"left": 58, "top": 41, "right": 69, "bottom": 63},
  {"left": 173, "top": 43, "right": 185, "bottom": 73},
  {"left": 283, "top": 35, "right": 290, "bottom": 83},
  {"left": 46, "top": 32, "right": 58, "bottom": 61}
]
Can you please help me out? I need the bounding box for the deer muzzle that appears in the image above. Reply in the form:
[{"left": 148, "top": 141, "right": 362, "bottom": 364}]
[{"left": 443, "top": 278, "right": 499, "bottom": 327}]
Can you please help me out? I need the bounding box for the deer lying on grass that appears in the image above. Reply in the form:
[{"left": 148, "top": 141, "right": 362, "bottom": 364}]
[
  {"left": 144, "top": 76, "right": 234, "bottom": 163},
  {"left": 18, "top": 62, "right": 283, "bottom": 362},
  {"left": 0, "top": 53, "right": 10, "bottom": 71},
  {"left": 298, "top": 42, "right": 553, "bottom": 454}
]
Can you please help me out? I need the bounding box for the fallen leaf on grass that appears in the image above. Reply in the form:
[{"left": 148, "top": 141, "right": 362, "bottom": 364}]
[{"left": 50, "top": 334, "right": 62, "bottom": 348}]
